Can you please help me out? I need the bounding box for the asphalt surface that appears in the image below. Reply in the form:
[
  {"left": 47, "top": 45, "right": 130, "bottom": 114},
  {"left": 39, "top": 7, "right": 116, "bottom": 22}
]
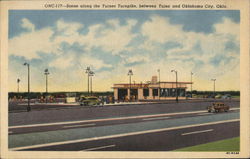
[
  {"left": 18, "top": 121, "right": 239, "bottom": 151},
  {"left": 9, "top": 99, "right": 239, "bottom": 126},
  {"left": 8, "top": 100, "right": 240, "bottom": 151}
]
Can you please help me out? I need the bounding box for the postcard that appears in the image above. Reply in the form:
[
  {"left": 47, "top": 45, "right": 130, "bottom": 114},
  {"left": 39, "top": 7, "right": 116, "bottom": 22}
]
[{"left": 0, "top": 0, "right": 249, "bottom": 158}]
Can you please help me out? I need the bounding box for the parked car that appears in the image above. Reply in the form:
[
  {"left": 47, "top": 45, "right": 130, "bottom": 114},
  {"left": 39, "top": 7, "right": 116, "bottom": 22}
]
[
  {"left": 79, "top": 96, "right": 101, "bottom": 106},
  {"left": 215, "top": 94, "right": 222, "bottom": 99},
  {"left": 207, "top": 102, "right": 230, "bottom": 113},
  {"left": 221, "top": 94, "right": 232, "bottom": 99}
]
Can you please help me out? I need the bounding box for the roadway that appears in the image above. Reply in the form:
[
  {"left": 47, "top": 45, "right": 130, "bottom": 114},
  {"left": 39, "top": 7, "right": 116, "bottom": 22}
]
[{"left": 9, "top": 100, "right": 240, "bottom": 151}]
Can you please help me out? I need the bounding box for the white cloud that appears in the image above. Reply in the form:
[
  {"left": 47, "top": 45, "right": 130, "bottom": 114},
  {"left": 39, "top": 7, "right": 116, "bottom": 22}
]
[
  {"left": 49, "top": 54, "right": 75, "bottom": 69},
  {"left": 21, "top": 18, "right": 35, "bottom": 31},
  {"left": 79, "top": 56, "right": 112, "bottom": 70},
  {"left": 141, "top": 15, "right": 183, "bottom": 43},
  {"left": 9, "top": 27, "right": 55, "bottom": 59}
]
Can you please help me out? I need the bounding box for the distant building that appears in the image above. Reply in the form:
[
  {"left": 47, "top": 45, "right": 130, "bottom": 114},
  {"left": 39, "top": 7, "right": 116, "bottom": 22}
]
[{"left": 113, "top": 76, "right": 192, "bottom": 101}]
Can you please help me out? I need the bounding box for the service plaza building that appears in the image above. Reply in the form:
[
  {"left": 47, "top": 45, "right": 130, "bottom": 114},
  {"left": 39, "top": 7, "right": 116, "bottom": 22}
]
[{"left": 113, "top": 76, "right": 193, "bottom": 101}]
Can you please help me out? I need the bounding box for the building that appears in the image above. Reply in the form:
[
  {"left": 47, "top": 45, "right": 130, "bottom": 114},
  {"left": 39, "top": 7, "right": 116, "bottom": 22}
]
[{"left": 113, "top": 76, "right": 192, "bottom": 101}]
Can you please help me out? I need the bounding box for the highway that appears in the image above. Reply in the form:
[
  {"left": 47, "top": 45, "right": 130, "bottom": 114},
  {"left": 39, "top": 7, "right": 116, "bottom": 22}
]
[{"left": 9, "top": 100, "right": 240, "bottom": 151}]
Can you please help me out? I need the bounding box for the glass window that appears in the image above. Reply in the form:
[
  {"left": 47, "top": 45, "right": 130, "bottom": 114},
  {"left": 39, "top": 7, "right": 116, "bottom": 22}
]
[{"left": 143, "top": 89, "right": 149, "bottom": 96}]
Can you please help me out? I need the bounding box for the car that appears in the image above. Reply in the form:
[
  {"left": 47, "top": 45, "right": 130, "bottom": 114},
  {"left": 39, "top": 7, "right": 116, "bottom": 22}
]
[
  {"left": 215, "top": 94, "right": 222, "bottom": 99},
  {"left": 221, "top": 94, "right": 231, "bottom": 99},
  {"left": 207, "top": 102, "right": 229, "bottom": 113},
  {"left": 79, "top": 96, "right": 101, "bottom": 106}
]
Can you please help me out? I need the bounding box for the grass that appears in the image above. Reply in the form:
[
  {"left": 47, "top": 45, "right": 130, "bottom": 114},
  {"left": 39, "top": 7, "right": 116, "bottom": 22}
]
[{"left": 174, "top": 137, "right": 239, "bottom": 151}]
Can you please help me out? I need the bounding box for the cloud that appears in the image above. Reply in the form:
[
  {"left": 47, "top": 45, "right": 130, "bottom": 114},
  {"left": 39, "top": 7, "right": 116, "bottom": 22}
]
[
  {"left": 141, "top": 15, "right": 183, "bottom": 43},
  {"left": 8, "top": 14, "right": 240, "bottom": 92},
  {"left": 21, "top": 18, "right": 35, "bottom": 31},
  {"left": 79, "top": 56, "right": 112, "bottom": 70}
]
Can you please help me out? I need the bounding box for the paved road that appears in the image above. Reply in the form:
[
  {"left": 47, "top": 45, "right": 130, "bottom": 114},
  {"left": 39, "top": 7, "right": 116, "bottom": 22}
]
[
  {"left": 9, "top": 102, "right": 240, "bottom": 151},
  {"left": 9, "top": 100, "right": 239, "bottom": 126}
]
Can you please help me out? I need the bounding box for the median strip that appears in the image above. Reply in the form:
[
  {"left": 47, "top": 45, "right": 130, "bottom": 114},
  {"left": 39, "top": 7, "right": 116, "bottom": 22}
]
[
  {"left": 10, "top": 119, "right": 239, "bottom": 151},
  {"left": 63, "top": 123, "right": 96, "bottom": 128},
  {"left": 142, "top": 117, "right": 170, "bottom": 121},
  {"left": 81, "top": 144, "right": 116, "bottom": 151},
  {"left": 181, "top": 129, "right": 214, "bottom": 136}
]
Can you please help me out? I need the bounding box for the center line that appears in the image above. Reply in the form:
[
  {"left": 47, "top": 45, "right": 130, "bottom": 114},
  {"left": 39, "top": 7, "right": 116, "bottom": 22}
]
[
  {"left": 63, "top": 123, "right": 96, "bottom": 128},
  {"left": 81, "top": 144, "right": 116, "bottom": 151},
  {"left": 142, "top": 117, "right": 170, "bottom": 121},
  {"left": 181, "top": 129, "right": 214, "bottom": 136}
]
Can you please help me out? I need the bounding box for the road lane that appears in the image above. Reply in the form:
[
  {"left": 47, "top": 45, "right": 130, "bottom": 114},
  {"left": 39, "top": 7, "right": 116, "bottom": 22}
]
[
  {"left": 13, "top": 120, "right": 239, "bottom": 151},
  {"left": 9, "top": 108, "right": 239, "bottom": 135},
  {"left": 9, "top": 111, "right": 239, "bottom": 150},
  {"left": 9, "top": 100, "right": 240, "bottom": 126}
]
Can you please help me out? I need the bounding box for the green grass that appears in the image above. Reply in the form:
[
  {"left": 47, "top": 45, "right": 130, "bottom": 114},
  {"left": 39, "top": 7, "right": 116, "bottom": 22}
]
[{"left": 174, "top": 137, "right": 239, "bottom": 151}]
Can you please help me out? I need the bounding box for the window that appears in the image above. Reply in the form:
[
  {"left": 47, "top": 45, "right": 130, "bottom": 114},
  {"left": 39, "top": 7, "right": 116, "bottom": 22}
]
[
  {"left": 143, "top": 89, "right": 149, "bottom": 96},
  {"left": 153, "top": 89, "right": 158, "bottom": 96}
]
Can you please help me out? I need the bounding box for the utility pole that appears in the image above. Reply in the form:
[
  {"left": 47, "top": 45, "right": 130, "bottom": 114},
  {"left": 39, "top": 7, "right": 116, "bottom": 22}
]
[
  {"left": 158, "top": 69, "right": 160, "bottom": 100},
  {"left": 17, "top": 78, "right": 20, "bottom": 93},
  {"left": 191, "top": 72, "right": 193, "bottom": 98},
  {"left": 171, "top": 70, "right": 178, "bottom": 102},
  {"left": 85, "top": 67, "right": 90, "bottom": 96},
  {"left": 211, "top": 79, "right": 216, "bottom": 99},
  {"left": 24, "top": 62, "right": 31, "bottom": 112},
  {"left": 44, "top": 69, "right": 50, "bottom": 103},
  {"left": 128, "top": 69, "right": 133, "bottom": 102}
]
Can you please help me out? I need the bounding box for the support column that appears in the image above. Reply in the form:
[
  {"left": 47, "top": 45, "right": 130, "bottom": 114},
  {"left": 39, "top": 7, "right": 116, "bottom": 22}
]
[
  {"left": 127, "top": 89, "right": 130, "bottom": 101},
  {"left": 138, "top": 88, "right": 143, "bottom": 100},
  {"left": 114, "top": 88, "right": 118, "bottom": 100},
  {"left": 149, "top": 88, "right": 153, "bottom": 99}
]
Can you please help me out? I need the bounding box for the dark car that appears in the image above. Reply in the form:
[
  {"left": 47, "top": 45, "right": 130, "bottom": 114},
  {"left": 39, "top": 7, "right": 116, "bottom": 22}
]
[
  {"left": 207, "top": 102, "right": 229, "bottom": 113},
  {"left": 79, "top": 96, "right": 101, "bottom": 106}
]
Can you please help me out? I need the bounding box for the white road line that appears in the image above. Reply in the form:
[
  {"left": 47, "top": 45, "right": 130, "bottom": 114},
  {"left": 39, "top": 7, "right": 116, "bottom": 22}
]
[
  {"left": 81, "top": 144, "right": 116, "bottom": 151},
  {"left": 10, "top": 119, "right": 239, "bottom": 151},
  {"left": 63, "top": 123, "right": 95, "bottom": 128},
  {"left": 181, "top": 129, "right": 214, "bottom": 136},
  {"left": 142, "top": 117, "right": 170, "bottom": 121},
  {"left": 9, "top": 108, "right": 240, "bottom": 129},
  {"left": 198, "top": 113, "right": 211, "bottom": 116}
]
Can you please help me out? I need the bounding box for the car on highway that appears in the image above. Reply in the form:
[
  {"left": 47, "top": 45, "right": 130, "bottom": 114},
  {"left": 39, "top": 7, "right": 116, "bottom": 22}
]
[
  {"left": 207, "top": 102, "right": 229, "bottom": 113},
  {"left": 215, "top": 94, "right": 222, "bottom": 99},
  {"left": 221, "top": 94, "right": 232, "bottom": 99},
  {"left": 79, "top": 96, "right": 102, "bottom": 106}
]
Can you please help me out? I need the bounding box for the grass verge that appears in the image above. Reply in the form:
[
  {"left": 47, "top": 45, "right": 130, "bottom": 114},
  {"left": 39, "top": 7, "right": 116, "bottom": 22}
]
[{"left": 173, "top": 137, "right": 239, "bottom": 151}]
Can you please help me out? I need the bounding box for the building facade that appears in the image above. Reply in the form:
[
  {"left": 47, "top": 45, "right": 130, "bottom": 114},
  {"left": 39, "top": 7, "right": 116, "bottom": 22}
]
[{"left": 113, "top": 77, "right": 192, "bottom": 101}]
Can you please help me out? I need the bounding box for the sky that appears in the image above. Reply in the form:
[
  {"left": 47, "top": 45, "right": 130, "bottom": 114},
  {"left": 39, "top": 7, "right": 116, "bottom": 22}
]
[{"left": 8, "top": 10, "right": 240, "bottom": 92}]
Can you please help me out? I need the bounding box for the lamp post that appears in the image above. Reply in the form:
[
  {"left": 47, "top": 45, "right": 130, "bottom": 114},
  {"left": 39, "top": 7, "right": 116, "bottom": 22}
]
[
  {"left": 17, "top": 78, "right": 20, "bottom": 93},
  {"left": 211, "top": 79, "right": 216, "bottom": 98},
  {"left": 89, "top": 70, "right": 95, "bottom": 96},
  {"left": 171, "top": 70, "right": 178, "bottom": 102},
  {"left": 158, "top": 69, "right": 160, "bottom": 100},
  {"left": 128, "top": 69, "right": 133, "bottom": 101},
  {"left": 85, "top": 67, "right": 91, "bottom": 96},
  {"left": 44, "top": 69, "right": 50, "bottom": 103},
  {"left": 191, "top": 72, "right": 193, "bottom": 98},
  {"left": 23, "top": 62, "right": 31, "bottom": 112}
]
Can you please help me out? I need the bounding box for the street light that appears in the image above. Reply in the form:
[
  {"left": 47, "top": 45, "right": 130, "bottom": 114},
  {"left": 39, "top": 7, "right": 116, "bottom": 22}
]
[
  {"left": 44, "top": 69, "right": 50, "bottom": 103},
  {"left": 158, "top": 69, "right": 160, "bottom": 100},
  {"left": 211, "top": 79, "right": 216, "bottom": 98},
  {"left": 17, "top": 78, "right": 20, "bottom": 93},
  {"left": 128, "top": 69, "right": 133, "bottom": 101},
  {"left": 171, "top": 70, "right": 178, "bottom": 102},
  {"left": 23, "top": 62, "right": 31, "bottom": 112},
  {"left": 85, "top": 67, "right": 91, "bottom": 96},
  {"left": 89, "top": 70, "right": 95, "bottom": 96},
  {"left": 191, "top": 72, "right": 193, "bottom": 98}
]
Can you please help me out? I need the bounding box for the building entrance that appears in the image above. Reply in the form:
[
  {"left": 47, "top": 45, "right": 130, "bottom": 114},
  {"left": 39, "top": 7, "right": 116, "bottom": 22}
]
[
  {"left": 118, "top": 89, "right": 128, "bottom": 101},
  {"left": 130, "top": 89, "right": 138, "bottom": 101}
]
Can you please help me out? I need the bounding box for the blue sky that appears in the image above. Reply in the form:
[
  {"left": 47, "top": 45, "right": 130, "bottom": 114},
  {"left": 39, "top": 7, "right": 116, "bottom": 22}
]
[{"left": 8, "top": 10, "right": 240, "bottom": 92}]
